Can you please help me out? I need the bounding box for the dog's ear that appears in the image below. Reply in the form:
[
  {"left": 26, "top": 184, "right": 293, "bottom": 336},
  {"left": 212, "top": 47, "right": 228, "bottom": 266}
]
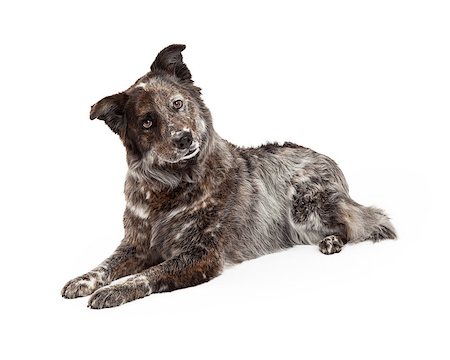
[
  {"left": 90, "top": 92, "right": 129, "bottom": 134},
  {"left": 150, "top": 44, "right": 191, "bottom": 81}
]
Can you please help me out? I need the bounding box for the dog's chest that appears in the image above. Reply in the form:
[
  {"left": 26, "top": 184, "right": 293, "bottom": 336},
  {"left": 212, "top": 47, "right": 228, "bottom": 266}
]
[{"left": 124, "top": 177, "right": 215, "bottom": 258}]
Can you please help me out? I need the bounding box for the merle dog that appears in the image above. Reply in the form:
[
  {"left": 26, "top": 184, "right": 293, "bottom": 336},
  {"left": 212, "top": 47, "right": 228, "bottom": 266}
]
[{"left": 61, "top": 44, "right": 396, "bottom": 309}]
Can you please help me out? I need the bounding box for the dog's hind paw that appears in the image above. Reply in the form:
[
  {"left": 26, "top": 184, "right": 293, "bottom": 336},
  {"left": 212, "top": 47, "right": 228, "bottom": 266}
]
[{"left": 319, "top": 235, "right": 345, "bottom": 255}]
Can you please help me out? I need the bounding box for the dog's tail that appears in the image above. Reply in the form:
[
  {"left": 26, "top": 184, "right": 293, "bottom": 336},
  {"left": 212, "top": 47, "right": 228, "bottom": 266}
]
[{"left": 341, "top": 199, "right": 397, "bottom": 243}]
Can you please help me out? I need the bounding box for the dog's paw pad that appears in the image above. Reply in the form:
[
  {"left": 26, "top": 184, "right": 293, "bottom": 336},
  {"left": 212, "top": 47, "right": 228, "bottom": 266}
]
[{"left": 319, "top": 235, "right": 344, "bottom": 255}]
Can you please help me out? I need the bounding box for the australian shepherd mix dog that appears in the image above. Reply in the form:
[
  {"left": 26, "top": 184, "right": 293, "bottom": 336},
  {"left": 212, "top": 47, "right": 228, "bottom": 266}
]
[{"left": 62, "top": 45, "right": 396, "bottom": 309}]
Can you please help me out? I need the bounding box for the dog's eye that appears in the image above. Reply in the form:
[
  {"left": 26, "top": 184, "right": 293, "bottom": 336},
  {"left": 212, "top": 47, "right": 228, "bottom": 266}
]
[
  {"left": 173, "top": 100, "right": 183, "bottom": 110},
  {"left": 142, "top": 119, "right": 153, "bottom": 129}
]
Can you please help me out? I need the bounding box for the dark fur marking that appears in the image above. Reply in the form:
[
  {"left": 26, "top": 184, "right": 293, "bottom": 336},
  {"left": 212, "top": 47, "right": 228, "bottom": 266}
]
[{"left": 291, "top": 180, "right": 345, "bottom": 236}]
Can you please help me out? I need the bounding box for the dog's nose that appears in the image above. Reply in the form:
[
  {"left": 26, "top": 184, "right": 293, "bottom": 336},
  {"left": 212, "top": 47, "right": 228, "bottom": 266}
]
[{"left": 174, "top": 131, "right": 193, "bottom": 150}]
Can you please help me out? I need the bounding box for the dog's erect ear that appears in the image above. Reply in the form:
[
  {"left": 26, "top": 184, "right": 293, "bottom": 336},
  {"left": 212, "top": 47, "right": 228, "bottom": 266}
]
[
  {"left": 90, "top": 93, "right": 129, "bottom": 134},
  {"left": 150, "top": 44, "right": 191, "bottom": 81}
]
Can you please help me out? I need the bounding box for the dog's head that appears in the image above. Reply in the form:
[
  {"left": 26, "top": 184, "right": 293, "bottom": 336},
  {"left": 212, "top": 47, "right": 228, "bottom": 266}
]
[{"left": 90, "top": 45, "right": 211, "bottom": 166}]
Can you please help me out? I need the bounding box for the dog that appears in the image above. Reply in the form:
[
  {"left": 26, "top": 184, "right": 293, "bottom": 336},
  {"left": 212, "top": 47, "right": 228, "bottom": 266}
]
[{"left": 61, "top": 44, "right": 396, "bottom": 309}]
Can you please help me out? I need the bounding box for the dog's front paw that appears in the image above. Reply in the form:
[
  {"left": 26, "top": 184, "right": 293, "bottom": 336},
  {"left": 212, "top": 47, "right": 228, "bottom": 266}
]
[
  {"left": 88, "top": 276, "right": 151, "bottom": 309},
  {"left": 61, "top": 272, "right": 105, "bottom": 299}
]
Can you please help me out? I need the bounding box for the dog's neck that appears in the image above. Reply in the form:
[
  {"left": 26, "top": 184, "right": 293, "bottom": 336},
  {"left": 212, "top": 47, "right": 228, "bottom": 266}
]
[{"left": 126, "top": 130, "right": 234, "bottom": 192}]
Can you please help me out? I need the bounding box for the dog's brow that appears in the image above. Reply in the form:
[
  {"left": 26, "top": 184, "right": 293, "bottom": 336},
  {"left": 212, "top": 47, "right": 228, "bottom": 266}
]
[{"left": 132, "top": 92, "right": 158, "bottom": 118}]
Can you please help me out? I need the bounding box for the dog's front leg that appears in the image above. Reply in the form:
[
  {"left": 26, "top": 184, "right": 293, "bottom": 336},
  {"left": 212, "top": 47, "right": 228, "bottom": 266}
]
[
  {"left": 88, "top": 241, "right": 223, "bottom": 309},
  {"left": 61, "top": 240, "right": 149, "bottom": 299}
]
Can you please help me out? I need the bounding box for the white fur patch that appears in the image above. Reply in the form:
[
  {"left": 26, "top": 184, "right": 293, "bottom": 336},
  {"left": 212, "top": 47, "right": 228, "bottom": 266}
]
[
  {"left": 136, "top": 82, "right": 148, "bottom": 90},
  {"left": 196, "top": 116, "right": 207, "bottom": 134},
  {"left": 174, "top": 220, "right": 195, "bottom": 241},
  {"left": 167, "top": 206, "right": 188, "bottom": 220},
  {"left": 126, "top": 202, "right": 150, "bottom": 219},
  {"left": 77, "top": 278, "right": 97, "bottom": 291}
]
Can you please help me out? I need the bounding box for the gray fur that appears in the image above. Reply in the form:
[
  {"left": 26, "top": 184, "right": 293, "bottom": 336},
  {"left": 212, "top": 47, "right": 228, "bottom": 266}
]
[{"left": 62, "top": 44, "right": 396, "bottom": 309}]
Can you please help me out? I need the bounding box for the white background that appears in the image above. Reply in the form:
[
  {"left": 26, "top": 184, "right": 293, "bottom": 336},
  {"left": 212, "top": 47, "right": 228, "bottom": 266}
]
[{"left": 1, "top": 1, "right": 449, "bottom": 359}]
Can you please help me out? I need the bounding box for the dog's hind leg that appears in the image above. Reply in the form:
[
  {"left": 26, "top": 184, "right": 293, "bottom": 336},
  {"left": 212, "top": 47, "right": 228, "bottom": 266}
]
[
  {"left": 290, "top": 174, "right": 396, "bottom": 255},
  {"left": 315, "top": 199, "right": 396, "bottom": 255},
  {"left": 290, "top": 176, "right": 349, "bottom": 253}
]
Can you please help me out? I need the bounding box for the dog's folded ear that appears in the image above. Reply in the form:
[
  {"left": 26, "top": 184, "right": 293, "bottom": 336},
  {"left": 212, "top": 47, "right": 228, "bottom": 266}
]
[
  {"left": 150, "top": 44, "right": 191, "bottom": 81},
  {"left": 90, "top": 93, "right": 129, "bottom": 134}
]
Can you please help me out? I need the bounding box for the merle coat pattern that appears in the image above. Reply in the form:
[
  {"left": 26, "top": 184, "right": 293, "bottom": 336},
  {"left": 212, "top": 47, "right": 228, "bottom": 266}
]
[{"left": 61, "top": 45, "right": 396, "bottom": 309}]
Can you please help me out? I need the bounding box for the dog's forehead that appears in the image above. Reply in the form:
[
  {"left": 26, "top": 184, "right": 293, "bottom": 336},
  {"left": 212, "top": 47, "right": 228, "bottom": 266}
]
[
  {"left": 131, "top": 93, "right": 154, "bottom": 117},
  {"left": 128, "top": 77, "right": 183, "bottom": 116},
  {"left": 133, "top": 76, "right": 177, "bottom": 94}
]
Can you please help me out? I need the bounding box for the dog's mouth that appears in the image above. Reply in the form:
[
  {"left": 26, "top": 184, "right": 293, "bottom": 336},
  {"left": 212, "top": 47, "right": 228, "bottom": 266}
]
[
  {"left": 148, "top": 143, "right": 201, "bottom": 165},
  {"left": 179, "top": 146, "right": 200, "bottom": 161}
]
